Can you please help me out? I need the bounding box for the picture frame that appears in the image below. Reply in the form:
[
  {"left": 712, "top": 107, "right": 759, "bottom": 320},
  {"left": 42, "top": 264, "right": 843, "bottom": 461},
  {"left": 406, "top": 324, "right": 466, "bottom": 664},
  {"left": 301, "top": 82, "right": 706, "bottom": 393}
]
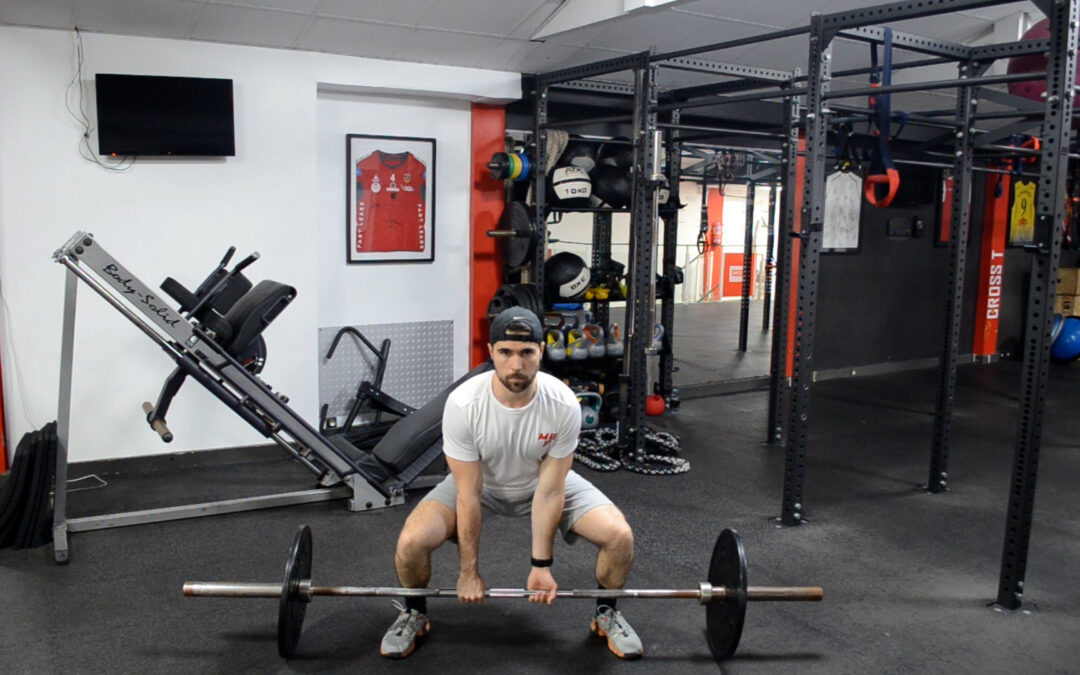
[{"left": 346, "top": 134, "right": 436, "bottom": 264}]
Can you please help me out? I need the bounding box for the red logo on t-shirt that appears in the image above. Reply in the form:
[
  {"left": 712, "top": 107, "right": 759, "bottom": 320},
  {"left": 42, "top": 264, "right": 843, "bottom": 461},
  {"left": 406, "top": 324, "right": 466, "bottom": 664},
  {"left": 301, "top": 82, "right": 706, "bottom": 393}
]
[{"left": 538, "top": 432, "right": 558, "bottom": 448}]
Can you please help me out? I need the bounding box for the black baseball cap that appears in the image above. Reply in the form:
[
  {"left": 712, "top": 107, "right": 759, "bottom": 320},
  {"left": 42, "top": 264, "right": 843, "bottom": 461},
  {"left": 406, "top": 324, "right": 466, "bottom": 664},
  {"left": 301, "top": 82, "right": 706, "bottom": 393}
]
[{"left": 489, "top": 307, "right": 544, "bottom": 345}]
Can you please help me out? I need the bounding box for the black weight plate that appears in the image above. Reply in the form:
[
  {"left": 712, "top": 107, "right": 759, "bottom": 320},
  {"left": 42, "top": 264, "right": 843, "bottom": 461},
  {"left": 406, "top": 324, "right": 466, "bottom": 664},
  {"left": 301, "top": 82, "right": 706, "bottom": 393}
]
[
  {"left": 513, "top": 284, "right": 543, "bottom": 319},
  {"left": 706, "top": 528, "right": 747, "bottom": 662},
  {"left": 278, "top": 524, "right": 312, "bottom": 659},
  {"left": 517, "top": 283, "right": 537, "bottom": 317},
  {"left": 499, "top": 202, "right": 535, "bottom": 269},
  {"left": 500, "top": 230, "right": 532, "bottom": 269},
  {"left": 507, "top": 283, "right": 530, "bottom": 312},
  {"left": 532, "top": 285, "right": 543, "bottom": 317},
  {"left": 487, "top": 285, "right": 520, "bottom": 321}
]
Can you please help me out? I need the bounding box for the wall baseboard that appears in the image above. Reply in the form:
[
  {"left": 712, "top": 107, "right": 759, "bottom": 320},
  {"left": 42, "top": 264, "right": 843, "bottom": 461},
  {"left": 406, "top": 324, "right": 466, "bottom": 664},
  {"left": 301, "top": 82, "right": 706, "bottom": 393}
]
[
  {"left": 70, "top": 443, "right": 280, "bottom": 476},
  {"left": 676, "top": 353, "right": 998, "bottom": 401}
]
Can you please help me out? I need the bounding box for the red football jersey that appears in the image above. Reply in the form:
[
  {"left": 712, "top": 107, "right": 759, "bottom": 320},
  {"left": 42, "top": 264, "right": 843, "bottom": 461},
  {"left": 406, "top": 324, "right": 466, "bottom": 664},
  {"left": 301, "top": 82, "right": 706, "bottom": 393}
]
[{"left": 355, "top": 151, "right": 428, "bottom": 253}]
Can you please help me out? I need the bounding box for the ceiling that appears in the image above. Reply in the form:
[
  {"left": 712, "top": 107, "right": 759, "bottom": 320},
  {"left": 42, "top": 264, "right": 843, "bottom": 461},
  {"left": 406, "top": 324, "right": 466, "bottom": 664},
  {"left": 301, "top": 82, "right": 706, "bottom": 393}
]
[
  {"left": 0, "top": 0, "right": 1042, "bottom": 80},
  {"left": 1, "top": 0, "right": 1050, "bottom": 135}
]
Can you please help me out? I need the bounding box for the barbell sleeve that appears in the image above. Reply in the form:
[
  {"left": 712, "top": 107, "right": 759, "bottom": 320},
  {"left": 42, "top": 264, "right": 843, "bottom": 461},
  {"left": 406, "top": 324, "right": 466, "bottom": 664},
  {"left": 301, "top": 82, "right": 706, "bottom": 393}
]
[
  {"left": 485, "top": 230, "right": 531, "bottom": 239},
  {"left": 183, "top": 581, "right": 822, "bottom": 603},
  {"left": 142, "top": 401, "right": 173, "bottom": 443}
]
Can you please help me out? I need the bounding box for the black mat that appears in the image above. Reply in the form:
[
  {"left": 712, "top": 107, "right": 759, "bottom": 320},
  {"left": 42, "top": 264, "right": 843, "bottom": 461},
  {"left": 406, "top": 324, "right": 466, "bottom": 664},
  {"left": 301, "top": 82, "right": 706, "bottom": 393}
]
[{"left": 1, "top": 363, "right": 1078, "bottom": 673}]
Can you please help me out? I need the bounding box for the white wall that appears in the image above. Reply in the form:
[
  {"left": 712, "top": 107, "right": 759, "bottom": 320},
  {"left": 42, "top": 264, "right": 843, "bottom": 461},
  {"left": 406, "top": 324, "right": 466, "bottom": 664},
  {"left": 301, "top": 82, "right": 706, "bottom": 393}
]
[
  {"left": 315, "top": 91, "right": 472, "bottom": 365},
  {"left": 0, "top": 27, "right": 517, "bottom": 462}
]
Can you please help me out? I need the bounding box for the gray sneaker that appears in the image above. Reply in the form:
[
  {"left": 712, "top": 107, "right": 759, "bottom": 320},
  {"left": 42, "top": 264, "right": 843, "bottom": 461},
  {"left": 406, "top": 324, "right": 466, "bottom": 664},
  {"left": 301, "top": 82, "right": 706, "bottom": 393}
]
[
  {"left": 380, "top": 601, "right": 430, "bottom": 659},
  {"left": 591, "top": 605, "right": 643, "bottom": 659}
]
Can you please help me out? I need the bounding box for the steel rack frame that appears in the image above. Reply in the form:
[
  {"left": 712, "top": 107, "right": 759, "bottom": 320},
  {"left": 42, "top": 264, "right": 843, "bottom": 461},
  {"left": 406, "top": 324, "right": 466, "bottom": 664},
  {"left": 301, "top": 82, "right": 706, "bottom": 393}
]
[
  {"left": 738, "top": 181, "right": 757, "bottom": 352},
  {"left": 534, "top": 52, "right": 656, "bottom": 458},
  {"left": 658, "top": 109, "right": 683, "bottom": 402},
  {"left": 532, "top": 45, "right": 796, "bottom": 458},
  {"left": 762, "top": 184, "right": 779, "bottom": 333},
  {"left": 782, "top": 0, "right": 1077, "bottom": 614},
  {"left": 993, "top": 0, "right": 1078, "bottom": 611},
  {"left": 528, "top": 0, "right": 1073, "bottom": 612},
  {"left": 768, "top": 91, "right": 803, "bottom": 447}
]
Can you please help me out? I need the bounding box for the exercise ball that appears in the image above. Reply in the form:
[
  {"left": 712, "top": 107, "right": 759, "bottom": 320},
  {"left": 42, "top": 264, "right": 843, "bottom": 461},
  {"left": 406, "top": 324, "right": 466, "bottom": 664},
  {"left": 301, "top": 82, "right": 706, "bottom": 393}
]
[
  {"left": 1051, "top": 316, "right": 1080, "bottom": 361},
  {"left": 544, "top": 251, "right": 591, "bottom": 303},
  {"left": 1007, "top": 18, "right": 1080, "bottom": 108}
]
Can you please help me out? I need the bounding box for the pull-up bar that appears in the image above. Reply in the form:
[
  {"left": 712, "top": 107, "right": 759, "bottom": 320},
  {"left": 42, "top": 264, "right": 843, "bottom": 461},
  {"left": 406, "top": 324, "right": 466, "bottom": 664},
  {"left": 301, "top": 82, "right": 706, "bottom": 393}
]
[{"left": 824, "top": 71, "right": 1046, "bottom": 100}]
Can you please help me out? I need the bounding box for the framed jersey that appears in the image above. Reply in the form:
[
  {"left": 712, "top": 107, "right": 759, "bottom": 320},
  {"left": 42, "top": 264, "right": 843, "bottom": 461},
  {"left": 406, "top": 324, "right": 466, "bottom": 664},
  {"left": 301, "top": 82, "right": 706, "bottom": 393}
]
[{"left": 346, "top": 134, "right": 436, "bottom": 263}]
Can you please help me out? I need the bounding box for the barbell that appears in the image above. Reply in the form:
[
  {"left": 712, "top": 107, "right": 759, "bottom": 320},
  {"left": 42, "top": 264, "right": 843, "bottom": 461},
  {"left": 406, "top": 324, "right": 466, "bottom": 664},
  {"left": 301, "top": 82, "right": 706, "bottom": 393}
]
[{"left": 183, "top": 525, "right": 821, "bottom": 662}]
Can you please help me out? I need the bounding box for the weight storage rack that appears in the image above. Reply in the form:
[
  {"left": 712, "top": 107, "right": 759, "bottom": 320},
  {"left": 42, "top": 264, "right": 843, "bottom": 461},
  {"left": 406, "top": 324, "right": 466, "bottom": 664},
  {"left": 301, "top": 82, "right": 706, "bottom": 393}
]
[{"left": 528, "top": 50, "right": 797, "bottom": 461}]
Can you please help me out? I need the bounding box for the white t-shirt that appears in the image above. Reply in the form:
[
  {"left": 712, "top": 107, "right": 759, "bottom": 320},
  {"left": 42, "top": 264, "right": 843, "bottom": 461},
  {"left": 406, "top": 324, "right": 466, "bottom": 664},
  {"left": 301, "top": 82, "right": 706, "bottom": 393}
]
[{"left": 442, "top": 371, "right": 581, "bottom": 499}]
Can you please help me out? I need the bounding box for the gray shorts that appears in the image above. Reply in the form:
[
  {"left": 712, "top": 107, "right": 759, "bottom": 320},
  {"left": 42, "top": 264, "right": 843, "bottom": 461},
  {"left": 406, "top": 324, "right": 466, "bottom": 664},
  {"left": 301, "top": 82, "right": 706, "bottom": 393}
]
[{"left": 421, "top": 469, "right": 613, "bottom": 544}]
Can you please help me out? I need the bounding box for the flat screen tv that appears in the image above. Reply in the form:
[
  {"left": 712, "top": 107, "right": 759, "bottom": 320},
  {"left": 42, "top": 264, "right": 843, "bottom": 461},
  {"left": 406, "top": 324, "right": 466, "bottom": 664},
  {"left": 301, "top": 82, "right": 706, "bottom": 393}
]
[{"left": 95, "top": 74, "right": 235, "bottom": 156}]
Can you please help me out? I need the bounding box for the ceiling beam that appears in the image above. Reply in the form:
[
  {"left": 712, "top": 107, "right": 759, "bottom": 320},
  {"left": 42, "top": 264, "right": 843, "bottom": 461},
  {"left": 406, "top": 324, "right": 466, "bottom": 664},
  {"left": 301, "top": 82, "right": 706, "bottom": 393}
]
[{"left": 532, "top": 0, "right": 692, "bottom": 40}]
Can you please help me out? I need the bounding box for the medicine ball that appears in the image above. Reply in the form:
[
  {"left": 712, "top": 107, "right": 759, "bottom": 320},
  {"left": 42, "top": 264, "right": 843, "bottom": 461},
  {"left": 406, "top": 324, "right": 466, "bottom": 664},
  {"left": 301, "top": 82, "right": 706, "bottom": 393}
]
[
  {"left": 544, "top": 252, "right": 591, "bottom": 303},
  {"left": 559, "top": 141, "right": 598, "bottom": 173},
  {"left": 590, "top": 164, "right": 633, "bottom": 209},
  {"left": 548, "top": 165, "right": 593, "bottom": 207},
  {"left": 598, "top": 137, "right": 634, "bottom": 170}
]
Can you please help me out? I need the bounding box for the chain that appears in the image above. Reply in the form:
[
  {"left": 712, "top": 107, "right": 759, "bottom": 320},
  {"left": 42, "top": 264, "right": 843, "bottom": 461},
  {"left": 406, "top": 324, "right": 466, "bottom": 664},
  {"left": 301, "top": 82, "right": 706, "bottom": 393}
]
[{"left": 575, "top": 425, "right": 690, "bottom": 476}]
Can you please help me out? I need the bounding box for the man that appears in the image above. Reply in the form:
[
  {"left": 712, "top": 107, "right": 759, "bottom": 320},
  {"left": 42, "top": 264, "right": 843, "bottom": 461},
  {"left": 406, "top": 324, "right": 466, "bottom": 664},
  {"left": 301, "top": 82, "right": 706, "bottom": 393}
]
[{"left": 381, "top": 307, "right": 642, "bottom": 660}]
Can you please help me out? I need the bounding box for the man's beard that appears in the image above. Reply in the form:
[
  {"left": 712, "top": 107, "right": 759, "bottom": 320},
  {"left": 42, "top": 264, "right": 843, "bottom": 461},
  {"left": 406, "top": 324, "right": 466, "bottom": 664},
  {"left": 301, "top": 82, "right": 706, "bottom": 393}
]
[{"left": 498, "top": 370, "right": 534, "bottom": 393}]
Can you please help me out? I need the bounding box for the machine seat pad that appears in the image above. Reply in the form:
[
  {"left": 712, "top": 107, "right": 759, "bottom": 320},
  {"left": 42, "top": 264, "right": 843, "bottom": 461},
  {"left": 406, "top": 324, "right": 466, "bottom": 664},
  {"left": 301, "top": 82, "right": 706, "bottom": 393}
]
[
  {"left": 372, "top": 361, "right": 494, "bottom": 474},
  {"left": 221, "top": 280, "right": 296, "bottom": 355}
]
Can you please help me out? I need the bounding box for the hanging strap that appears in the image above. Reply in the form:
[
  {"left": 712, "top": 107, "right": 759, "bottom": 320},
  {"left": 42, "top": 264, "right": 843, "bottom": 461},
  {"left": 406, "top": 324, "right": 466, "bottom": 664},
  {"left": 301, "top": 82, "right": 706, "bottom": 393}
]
[
  {"left": 865, "top": 28, "right": 901, "bottom": 208},
  {"left": 1006, "top": 134, "right": 1041, "bottom": 177},
  {"left": 697, "top": 184, "right": 709, "bottom": 253}
]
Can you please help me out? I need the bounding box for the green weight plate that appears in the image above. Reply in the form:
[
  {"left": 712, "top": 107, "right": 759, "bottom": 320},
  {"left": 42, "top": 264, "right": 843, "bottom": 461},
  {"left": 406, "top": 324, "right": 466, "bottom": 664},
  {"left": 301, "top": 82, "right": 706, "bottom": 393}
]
[
  {"left": 706, "top": 528, "right": 747, "bottom": 662},
  {"left": 278, "top": 524, "right": 312, "bottom": 659}
]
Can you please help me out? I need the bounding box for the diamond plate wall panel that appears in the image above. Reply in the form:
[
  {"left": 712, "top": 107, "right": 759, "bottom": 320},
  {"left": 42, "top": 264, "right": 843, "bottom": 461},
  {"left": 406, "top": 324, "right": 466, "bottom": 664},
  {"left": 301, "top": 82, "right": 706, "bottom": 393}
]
[{"left": 318, "top": 320, "right": 454, "bottom": 422}]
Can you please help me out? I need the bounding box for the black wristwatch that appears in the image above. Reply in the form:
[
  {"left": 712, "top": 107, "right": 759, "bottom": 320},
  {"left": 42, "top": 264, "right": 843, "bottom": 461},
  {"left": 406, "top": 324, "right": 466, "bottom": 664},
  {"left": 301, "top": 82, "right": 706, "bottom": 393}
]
[{"left": 530, "top": 556, "right": 553, "bottom": 568}]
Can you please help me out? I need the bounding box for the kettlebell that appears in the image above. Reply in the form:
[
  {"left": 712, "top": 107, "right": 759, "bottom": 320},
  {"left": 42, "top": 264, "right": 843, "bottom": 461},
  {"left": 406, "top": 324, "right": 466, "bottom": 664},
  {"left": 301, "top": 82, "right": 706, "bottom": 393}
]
[{"left": 578, "top": 393, "right": 602, "bottom": 429}]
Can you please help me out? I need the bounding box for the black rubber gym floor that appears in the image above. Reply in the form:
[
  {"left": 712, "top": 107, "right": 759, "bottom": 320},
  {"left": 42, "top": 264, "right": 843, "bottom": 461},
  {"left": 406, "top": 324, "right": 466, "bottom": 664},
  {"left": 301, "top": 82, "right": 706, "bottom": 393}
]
[
  {"left": 2, "top": 360, "right": 1078, "bottom": 673},
  {"left": 672, "top": 300, "right": 772, "bottom": 387}
]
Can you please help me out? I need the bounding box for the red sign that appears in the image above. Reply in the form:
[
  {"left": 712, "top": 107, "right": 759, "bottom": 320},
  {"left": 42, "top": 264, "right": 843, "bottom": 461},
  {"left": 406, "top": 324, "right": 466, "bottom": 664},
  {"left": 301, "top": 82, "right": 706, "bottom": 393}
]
[
  {"left": 938, "top": 175, "right": 954, "bottom": 244},
  {"left": 973, "top": 173, "right": 1010, "bottom": 356},
  {"left": 722, "top": 252, "right": 758, "bottom": 298}
]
